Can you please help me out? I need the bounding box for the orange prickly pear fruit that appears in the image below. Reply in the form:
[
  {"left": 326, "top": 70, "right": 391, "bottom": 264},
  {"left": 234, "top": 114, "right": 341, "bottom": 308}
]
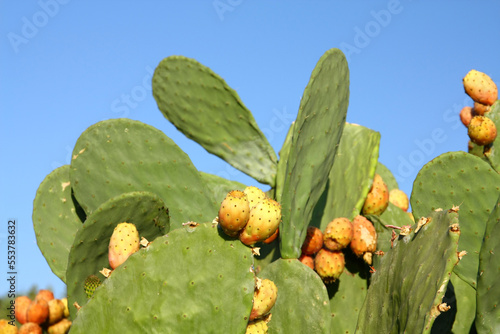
[
  {"left": 26, "top": 299, "right": 49, "bottom": 325},
  {"left": 18, "top": 323, "right": 42, "bottom": 334},
  {"left": 460, "top": 106, "right": 474, "bottom": 127},
  {"left": 350, "top": 215, "right": 377, "bottom": 264},
  {"left": 15, "top": 296, "right": 31, "bottom": 325},
  {"left": 473, "top": 101, "right": 490, "bottom": 116},
  {"left": 298, "top": 254, "right": 315, "bottom": 270},
  {"left": 323, "top": 218, "right": 353, "bottom": 251},
  {"left": 362, "top": 174, "right": 389, "bottom": 216},
  {"left": 263, "top": 227, "right": 279, "bottom": 244},
  {"left": 463, "top": 70, "right": 498, "bottom": 106},
  {"left": 243, "top": 186, "right": 267, "bottom": 209},
  {"left": 301, "top": 226, "right": 323, "bottom": 255},
  {"left": 218, "top": 190, "right": 250, "bottom": 237}
]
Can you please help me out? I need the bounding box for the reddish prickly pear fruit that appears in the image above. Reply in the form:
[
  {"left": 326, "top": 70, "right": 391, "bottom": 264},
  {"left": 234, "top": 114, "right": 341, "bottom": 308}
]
[
  {"left": 314, "top": 249, "right": 345, "bottom": 283},
  {"left": 244, "top": 186, "right": 267, "bottom": 209},
  {"left": 350, "top": 215, "right": 377, "bottom": 263},
  {"left": 19, "top": 322, "right": 42, "bottom": 334},
  {"left": 218, "top": 190, "right": 250, "bottom": 237},
  {"left": 239, "top": 198, "right": 281, "bottom": 246},
  {"left": 389, "top": 189, "right": 409, "bottom": 212},
  {"left": 468, "top": 116, "right": 497, "bottom": 146},
  {"left": 463, "top": 70, "right": 498, "bottom": 106},
  {"left": 245, "top": 318, "right": 268, "bottom": 334},
  {"left": 323, "top": 218, "right": 353, "bottom": 251},
  {"left": 301, "top": 226, "right": 323, "bottom": 255},
  {"left": 298, "top": 254, "right": 315, "bottom": 270},
  {"left": 473, "top": 101, "right": 490, "bottom": 116},
  {"left": 35, "top": 290, "right": 54, "bottom": 303},
  {"left": 26, "top": 299, "right": 49, "bottom": 325},
  {"left": 459, "top": 106, "right": 474, "bottom": 127},
  {"left": 47, "top": 318, "right": 72, "bottom": 334},
  {"left": 362, "top": 174, "right": 389, "bottom": 216},
  {"left": 108, "top": 222, "right": 140, "bottom": 270},
  {"left": 249, "top": 278, "right": 278, "bottom": 321},
  {"left": 84, "top": 275, "right": 102, "bottom": 299},
  {"left": 15, "top": 296, "right": 31, "bottom": 324},
  {"left": 263, "top": 227, "right": 279, "bottom": 244},
  {"left": 47, "top": 299, "right": 65, "bottom": 326}
]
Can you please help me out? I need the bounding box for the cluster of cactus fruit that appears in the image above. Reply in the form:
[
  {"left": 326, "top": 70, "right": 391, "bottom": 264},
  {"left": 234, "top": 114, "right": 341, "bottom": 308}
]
[
  {"left": 0, "top": 289, "right": 71, "bottom": 334},
  {"left": 21, "top": 48, "right": 500, "bottom": 333}
]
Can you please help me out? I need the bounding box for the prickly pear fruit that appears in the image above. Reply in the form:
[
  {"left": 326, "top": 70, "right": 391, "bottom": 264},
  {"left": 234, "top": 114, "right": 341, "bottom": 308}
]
[
  {"left": 244, "top": 186, "right": 267, "bottom": 209},
  {"left": 323, "top": 218, "right": 353, "bottom": 251},
  {"left": 47, "top": 299, "right": 65, "bottom": 325},
  {"left": 218, "top": 190, "right": 250, "bottom": 237},
  {"left": 15, "top": 296, "right": 31, "bottom": 324},
  {"left": 463, "top": 69, "right": 498, "bottom": 106},
  {"left": 26, "top": 299, "right": 49, "bottom": 325},
  {"left": 239, "top": 198, "right": 281, "bottom": 246},
  {"left": 60, "top": 298, "right": 69, "bottom": 318},
  {"left": 47, "top": 318, "right": 72, "bottom": 334},
  {"left": 362, "top": 174, "right": 389, "bottom": 216},
  {"left": 350, "top": 215, "right": 377, "bottom": 263},
  {"left": 314, "top": 249, "right": 345, "bottom": 283},
  {"left": 249, "top": 278, "right": 278, "bottom": 321},
  {"left": 108, "top": 222, "right": 140, "bottom": 270},
  {"left": 298, "top": 254, "right": 315, "bottom": 270},
  {"left": 407, "top": 212, "right": 415, "bottom": 222},
  {"left": 18, "top": 323, "right": 42, "bottom": 334},
  {"left": 460, "top": 106, "right": 474, "bottom": 127},
  {"left": 0, "top": 319, "right": 18, "bottom": 334},
  {"left": 468, "top": 116, "right": 497, "bottom": 146},
  {"left": 84, "top": 275, "right": 102, "bottom": 299},
  {"left": 301, "top": 226, "right": 323, "bottom": 255},
  {"left": 473, "top": 101, "right": 490, "bottom": 116},
  {"left": 389, "top": 189, "right": 409, "bottom": 212},
  {"left": 263, "top": 228, "right": 278, "bottom": 244},
  {"left": 35, "top": 290, "right": 54, "bottom": 303},
  {"left": 245, "top": 318, "right": 268, "bottom": 334}
]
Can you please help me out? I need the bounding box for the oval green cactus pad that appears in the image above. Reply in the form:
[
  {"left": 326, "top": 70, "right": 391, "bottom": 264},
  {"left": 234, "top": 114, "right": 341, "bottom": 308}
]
[
  {"left": 69, "top": 223, "right": 255, "bottom": 333},
  {"left": 69, "top": 118, "right": 217, "bottom": 228},
  {"left": 66, "top": 191, "right": 169, "bottom": 319},
  {"left": 410, "top": 151, "right": 500, "bottom": 288},
  {"left": 279, "top": 48, "right": 350, "bottom": 259},
  {"left": 32, "top": 165, "right": 84, "bottom": 282},
  {"left": 152, "top": 56, "right": 278, "bottom": 186}
]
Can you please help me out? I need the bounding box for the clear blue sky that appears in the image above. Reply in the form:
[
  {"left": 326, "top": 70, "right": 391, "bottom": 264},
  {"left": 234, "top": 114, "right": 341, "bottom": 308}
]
[{"left": 1, "top": 1, "right": 499, "bottom": 298}]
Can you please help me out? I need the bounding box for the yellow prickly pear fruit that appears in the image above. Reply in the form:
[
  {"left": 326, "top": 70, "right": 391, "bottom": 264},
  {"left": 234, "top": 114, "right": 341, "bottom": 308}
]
[
  {"left": 314, "top": 249, "right": 345, "bottom": 283},
  {"left": 0, "top": 319, "right": 18, "bottom": 334},
  {"left": 323, "top": 218, "right": 353, "bottom": 251},
  {"left": 245, "top": 318, "right": 268, "bottom": 334},
  {"left": 47, "top": 318, "right": 72, "bottom": 334},
  {"left": 239, "top": 198, "right": 281, "bottom": 246},
  {"left": 244, "top": 186, "right": 267, "bottom": 209},
  {"left": 108, "top": 222, "right": 140, "bottom": 270},
  {"left": 218, "top": 190, "right": 250, "bottom": 237},
  {"left": 389, "top": 189, "right": 409, "bottom": 212},
  {"left": 249, "top": 279, "right": 278, "bottom": 321},
  {"left": 468, "top": 116, "right": 497, "bottom": 146}
]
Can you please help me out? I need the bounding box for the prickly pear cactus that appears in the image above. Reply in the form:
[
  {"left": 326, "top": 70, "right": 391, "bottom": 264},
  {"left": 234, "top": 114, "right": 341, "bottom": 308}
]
[
  {"left": 356, "top": 208, "right": 461, "bottom": 333},
  {"left": 69, "top": 223, "right": 255, "bottom": 333}
]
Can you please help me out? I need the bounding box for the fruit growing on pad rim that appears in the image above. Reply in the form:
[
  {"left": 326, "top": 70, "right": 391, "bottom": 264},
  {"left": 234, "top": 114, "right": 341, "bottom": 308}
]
[
  {"left": 389, "top": 189, "right": 409, "bottom": 212},
  {"left": 323, "top": 218, "right": 353, "bottom": 251},
  {"left": 218, "top": 190, "right": 250, "bottom": 237},
  {"left": 108, "top": 222, "right": 140, "bottom": 270},
  {"left": 463, "top": 69, "right": 498, "bottom": 106},
  {"left": 468, "top": 116, "right": 497, "bottom": 146},
  {"left": 301, "top": 226, "right": 324, "bottom": 255},
  {"left": 314, "top": 249, "right": 345, "bottom": 283},
  {"left": 239, "top": 198, "right": 281, "bottom": 246},
  {"left": 249, "top": 279, "right": 278, "bottom": 321},
  {"left": 362, "top": 174, "right": 389, "bottom": 216},
  {"left": 350, "top": 215, "right": 377, "bottom": 263}
]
